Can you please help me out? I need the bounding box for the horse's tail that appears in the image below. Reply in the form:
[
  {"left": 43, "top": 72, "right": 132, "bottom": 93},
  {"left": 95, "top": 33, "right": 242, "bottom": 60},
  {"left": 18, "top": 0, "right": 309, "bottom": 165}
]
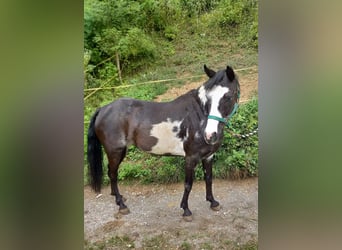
[{"left": 87, "top": 108, "right": 103, "bottom": 193}]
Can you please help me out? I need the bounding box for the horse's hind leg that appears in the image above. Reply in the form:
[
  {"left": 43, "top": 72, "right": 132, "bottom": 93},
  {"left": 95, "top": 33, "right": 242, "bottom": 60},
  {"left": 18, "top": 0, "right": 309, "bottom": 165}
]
[
  {"left": 202, "top": 157, "right": 220, "bottom": 211},
  {"left": 107, "top": 147, "right": 130, "bottom": 215}
]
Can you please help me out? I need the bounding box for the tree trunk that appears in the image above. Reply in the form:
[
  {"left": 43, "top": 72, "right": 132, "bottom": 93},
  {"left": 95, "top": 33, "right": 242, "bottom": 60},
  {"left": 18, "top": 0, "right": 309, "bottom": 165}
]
[{"left": 115, "top": 51, "right": 122, "bottom": 85}]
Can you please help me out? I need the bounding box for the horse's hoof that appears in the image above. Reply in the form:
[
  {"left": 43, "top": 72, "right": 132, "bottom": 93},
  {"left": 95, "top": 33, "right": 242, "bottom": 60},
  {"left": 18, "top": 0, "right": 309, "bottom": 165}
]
[
  {"left": 119, "top": 207, "right": 130, "bottom": 215},
  {"left": 211, "top": 204, "right": 221, "bottom": 211},
  {"left": 183, "top": 215, "right": 193, "bottom": 222}
]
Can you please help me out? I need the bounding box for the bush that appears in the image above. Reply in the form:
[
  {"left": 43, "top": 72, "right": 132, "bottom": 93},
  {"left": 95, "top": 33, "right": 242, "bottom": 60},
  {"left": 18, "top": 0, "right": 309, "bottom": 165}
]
[
  {"left": 214, "top": 0, "right": 258, "bottom": 49},
  {"left": 214, "top": 97, "right": 258, "bottom": 179},
  {"left": 164, "top": 25, "right": 179, "bottom": 41},
  {"left": 118, "top": 163, "right": 152, "bottom": 182},
  {"left": 83, "top": 0, "right": 258, "bottom": 96},
  {"left": 118, "top": 27, "right": 157, "bottom": 72},
  {"left": 180, "top": 0, "right": 220, "bottom": 17}
]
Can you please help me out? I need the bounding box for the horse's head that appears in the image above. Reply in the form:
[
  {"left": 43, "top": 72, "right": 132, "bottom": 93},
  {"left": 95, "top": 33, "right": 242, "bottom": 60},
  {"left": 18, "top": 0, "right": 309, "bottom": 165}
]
[{"left": 198, "top": 65, "right": 240, "bottom": 144}]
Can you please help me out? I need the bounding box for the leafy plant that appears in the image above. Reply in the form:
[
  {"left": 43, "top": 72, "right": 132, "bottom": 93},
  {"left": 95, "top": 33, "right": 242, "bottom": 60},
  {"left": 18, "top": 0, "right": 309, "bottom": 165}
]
[
  {"left": 118, "top": 28, "right": 157, "bottom": 72},
  {"left": 180, "top": 0, "right": 220, "bottom": 17},
  {"left": 118, "top": 163, "right": 152, "bottom": 182},
  {"left": 213, "top": 0, "right": 258, "bottom": 49},
  {"left": 215, "top": 97, "right": 258, "bottom": 179},
  {"left": 164, "top": 25, "right": 179, "bottom": 41}
]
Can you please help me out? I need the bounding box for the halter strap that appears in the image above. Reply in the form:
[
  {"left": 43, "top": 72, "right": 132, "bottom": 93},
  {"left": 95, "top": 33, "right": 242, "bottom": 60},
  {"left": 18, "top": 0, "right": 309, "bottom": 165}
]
[
  {"left": 207, "top": 115, "right": 227, "bottom": 123},
  {"left": 228, "top": 102, "right": 239, "bottom": 119},
  {"left": 207, "top": 102, "right": 239, "bottom": 127}
]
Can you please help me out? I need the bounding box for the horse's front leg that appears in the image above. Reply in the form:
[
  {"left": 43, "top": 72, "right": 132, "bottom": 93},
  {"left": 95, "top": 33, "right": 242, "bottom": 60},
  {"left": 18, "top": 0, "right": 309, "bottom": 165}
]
[
  {"left": 202, "top": 156, "right": 220, "bottom": 211},
  {"left": 180, "top": 157, "right": 198, "bottom": 222}
]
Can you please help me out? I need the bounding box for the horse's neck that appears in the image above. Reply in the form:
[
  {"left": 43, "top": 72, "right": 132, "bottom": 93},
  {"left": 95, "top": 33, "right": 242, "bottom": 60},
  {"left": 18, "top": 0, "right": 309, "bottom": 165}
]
[
  {"left": 177, "top": 88, "right": 208, "bottom": 116},
  {"left": 171, "top": 89, "right": 200, "bottom": 105}
]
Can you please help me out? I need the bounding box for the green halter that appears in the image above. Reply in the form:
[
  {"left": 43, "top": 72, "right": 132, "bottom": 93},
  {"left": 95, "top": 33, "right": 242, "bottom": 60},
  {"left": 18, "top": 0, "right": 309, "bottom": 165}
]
[{"left": 207, "top": 90, "right": 240, "bottom": 127}]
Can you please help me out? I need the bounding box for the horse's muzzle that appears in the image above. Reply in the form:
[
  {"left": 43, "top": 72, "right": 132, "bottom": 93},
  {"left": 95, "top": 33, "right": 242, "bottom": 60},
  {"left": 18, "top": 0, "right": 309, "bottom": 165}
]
[{"left": 204, "top": 132, "right": 217, "bottom": 145}]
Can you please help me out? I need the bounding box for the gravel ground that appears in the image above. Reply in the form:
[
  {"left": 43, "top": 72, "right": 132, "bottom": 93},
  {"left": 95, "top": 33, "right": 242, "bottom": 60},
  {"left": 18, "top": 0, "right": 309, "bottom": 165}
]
[{"left": 84, "top": 178, "right": 258, "bottom": 249}]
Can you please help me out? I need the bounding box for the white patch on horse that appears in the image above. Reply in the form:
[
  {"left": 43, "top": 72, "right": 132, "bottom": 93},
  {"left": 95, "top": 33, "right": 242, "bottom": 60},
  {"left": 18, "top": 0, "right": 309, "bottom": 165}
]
[
  {"left": 206, "top": 154, "right": 214, "bottom": 160},
  {"left": 205, "top": 86, "right": 229, "bottom": 137},
  {"left": 198, "top": 86, "right": 207, "bottom": 105},
  {"left": 149, "top": 118, "right": 185, "bottom": 156}
]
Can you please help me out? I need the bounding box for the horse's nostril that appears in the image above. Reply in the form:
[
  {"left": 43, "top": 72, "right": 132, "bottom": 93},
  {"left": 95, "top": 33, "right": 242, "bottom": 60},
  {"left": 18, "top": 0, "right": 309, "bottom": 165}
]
[
  {"left": 212, "top": 132, "right": 217, "bottom": 141},
  {"left": 205, "top": 132, "right": 217, "bottom": 143}
]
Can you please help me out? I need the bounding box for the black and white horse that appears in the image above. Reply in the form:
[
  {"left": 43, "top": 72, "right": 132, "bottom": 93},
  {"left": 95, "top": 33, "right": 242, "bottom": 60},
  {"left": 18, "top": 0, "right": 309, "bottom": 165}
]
[{"left": 87, "top": 65, "right": 240, "bottom": 221}]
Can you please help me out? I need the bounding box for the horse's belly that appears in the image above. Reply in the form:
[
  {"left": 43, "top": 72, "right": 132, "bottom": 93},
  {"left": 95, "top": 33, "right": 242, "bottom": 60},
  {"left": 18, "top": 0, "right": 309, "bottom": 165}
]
[{"left": 148, "top": 119, "right": 185, "bottom": 156}]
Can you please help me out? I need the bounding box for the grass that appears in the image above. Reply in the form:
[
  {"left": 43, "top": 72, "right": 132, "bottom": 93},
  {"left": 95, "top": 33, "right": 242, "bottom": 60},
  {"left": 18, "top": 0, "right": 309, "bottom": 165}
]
[
  {"left": 84, "top": 235, "right": 258, "bottom": 250},
  {"left": 234, "top": 240, "right": 258, "bottom": 250},
  {"left": 142, "top": 234, "right": 169, "bottom": 249},
  {"left": 179, "top": 241, "right": 192, "bottom": 250},
  {"left": 84, "top": 235, "right": 135, "bottom": 250}
]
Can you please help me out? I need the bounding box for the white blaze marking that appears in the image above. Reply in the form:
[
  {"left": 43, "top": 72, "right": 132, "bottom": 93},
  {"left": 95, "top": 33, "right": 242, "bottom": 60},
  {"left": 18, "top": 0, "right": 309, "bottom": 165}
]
[
  {"left": 198, "top": 86, "right": 207, "bottom": 105},
  {"left": 205, "top": 86, "right": 229, "bottom": 137},
  {"left": 149, "top": 119, "right": 185, "bottom": 156}
]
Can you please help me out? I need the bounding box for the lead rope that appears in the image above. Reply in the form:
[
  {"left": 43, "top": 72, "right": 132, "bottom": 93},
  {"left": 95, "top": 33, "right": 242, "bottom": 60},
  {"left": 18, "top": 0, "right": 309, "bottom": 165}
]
[
  {"left": 208, "top": 115, "right": 258, "bottom": 139},
  {"left": 226, "top": 126, "right": 258, "bottom": 139}
]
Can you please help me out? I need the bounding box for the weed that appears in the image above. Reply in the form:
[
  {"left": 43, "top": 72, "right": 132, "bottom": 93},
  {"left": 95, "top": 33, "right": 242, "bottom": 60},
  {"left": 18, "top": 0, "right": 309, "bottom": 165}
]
[
  {"left": 179, "top": 241, "right": 192, "bottom": 250},
  {"left": 200, "top": 242, "right": 213, "bottom": 250},
  {"left": 234, "top": 240, "right": 258, "bottom": 250},
  {"left": 84, "top": 235, "right": 135, "bottom": 250},
  {"left": 142, "top": 234, "right": 169, "bottom": 249}
]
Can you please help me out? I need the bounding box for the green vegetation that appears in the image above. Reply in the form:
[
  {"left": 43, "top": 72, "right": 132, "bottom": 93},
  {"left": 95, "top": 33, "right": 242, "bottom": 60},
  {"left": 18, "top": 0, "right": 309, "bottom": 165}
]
[
  {"left": 84, "top": 0, "right": 258, "bottom": 97},
  {"left": 180, "top": 241, "right": 192, "bottom": 250},
  {"left": 84, "top": 234, "right": 258, "bottom": 249},
  {"left": 142, "top": 234, "right": 169, "bottom": 249},
  {"left": 84, "top": 0, "right": 258, "bottom": 185},
  {"left": 84, "top": 235, "right": 135, "bottom": 250},
  {"left": 215, "top": 97, "right": 258, "bottom": 179}
]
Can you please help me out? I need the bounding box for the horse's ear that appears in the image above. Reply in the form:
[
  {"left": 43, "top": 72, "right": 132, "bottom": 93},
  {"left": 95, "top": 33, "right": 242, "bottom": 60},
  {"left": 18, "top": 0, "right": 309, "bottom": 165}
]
[
  {"left": 204, "top": 64, "right": 216, "bottom": 78},
  {"left": 226, "top": 66, "right": 235, "bottom": 81}
]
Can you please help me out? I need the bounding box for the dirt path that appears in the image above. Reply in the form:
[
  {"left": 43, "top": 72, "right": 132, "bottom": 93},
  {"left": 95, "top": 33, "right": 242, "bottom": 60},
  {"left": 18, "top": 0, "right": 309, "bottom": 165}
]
[{"left": 84, "top": 178, "right": 258, "bottom": 249}]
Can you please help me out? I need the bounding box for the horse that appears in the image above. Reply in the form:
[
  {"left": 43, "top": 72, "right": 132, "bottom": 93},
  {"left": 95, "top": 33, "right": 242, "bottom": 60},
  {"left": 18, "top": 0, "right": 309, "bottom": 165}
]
[{"left": 87, "top": 65, "right": 240, "bottom": 221}]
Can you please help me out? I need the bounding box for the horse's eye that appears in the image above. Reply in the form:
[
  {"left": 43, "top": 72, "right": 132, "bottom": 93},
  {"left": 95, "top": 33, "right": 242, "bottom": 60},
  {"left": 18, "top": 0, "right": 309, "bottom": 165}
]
[{"left": 224, "top": 93, "right": 232, "bottom": 100}]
